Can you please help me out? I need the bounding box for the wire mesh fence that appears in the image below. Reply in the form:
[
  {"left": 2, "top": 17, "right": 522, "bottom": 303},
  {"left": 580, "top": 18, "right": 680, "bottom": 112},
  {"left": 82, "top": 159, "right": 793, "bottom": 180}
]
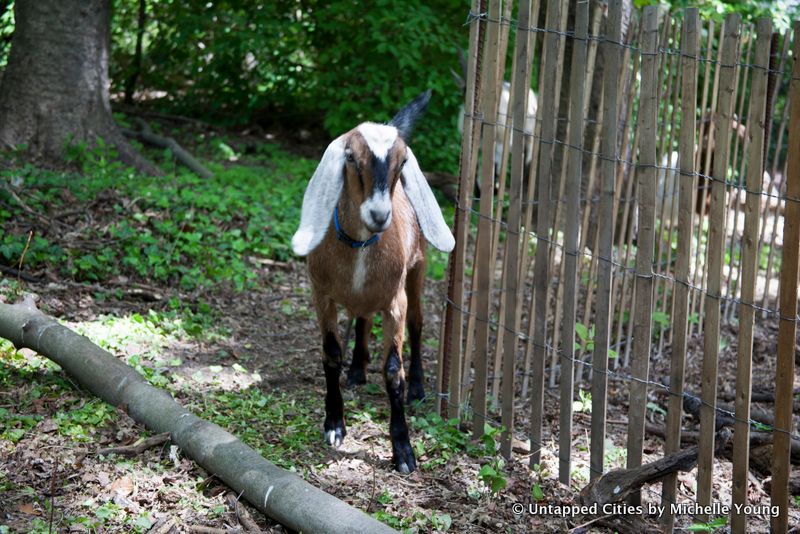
[{"left": 436, "top": 1, "right": 800, "bottom": 532}]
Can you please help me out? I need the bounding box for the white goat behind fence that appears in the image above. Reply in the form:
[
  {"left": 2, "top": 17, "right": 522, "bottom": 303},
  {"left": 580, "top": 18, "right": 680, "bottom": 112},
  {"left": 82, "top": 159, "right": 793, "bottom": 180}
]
[{"left": 457, "top": 81, "right": 538, "bottom": 188}]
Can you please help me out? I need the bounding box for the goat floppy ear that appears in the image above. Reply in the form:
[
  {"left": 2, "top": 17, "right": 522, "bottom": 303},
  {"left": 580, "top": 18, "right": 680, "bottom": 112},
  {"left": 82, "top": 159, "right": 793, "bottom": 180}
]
[
  {"left": 291, "top": 136, "right": 346, "bottom": 256},
  {"left": 402, "top": 147, "right": 455, "bottom": 252}
]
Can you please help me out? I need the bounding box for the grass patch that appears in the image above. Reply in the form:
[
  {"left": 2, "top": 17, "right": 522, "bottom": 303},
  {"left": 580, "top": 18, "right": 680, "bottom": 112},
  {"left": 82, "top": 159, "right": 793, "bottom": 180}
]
[
  {"left": 195, "top": 388, "right": 324, "bottom": 471},
  {"left": 1, "top": 142, "right": 317, "bottom": 290}
]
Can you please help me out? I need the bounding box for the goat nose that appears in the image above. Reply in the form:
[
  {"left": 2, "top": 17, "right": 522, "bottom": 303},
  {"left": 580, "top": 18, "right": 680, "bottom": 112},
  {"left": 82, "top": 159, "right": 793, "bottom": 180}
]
[{"left": 370, "top": 209, "right": 389, "bottom": 226}]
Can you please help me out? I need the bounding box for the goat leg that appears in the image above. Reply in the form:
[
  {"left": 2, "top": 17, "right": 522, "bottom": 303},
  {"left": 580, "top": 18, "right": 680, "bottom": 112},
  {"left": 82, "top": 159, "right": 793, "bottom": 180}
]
[
  {"left": 322, "top": 333, "right": 347, "bottom": 447},
  {"left": 314, "top": 293, "right": 347, "bottom": 447},
  {"left": 346, "top": 316, "right": 372, "bottom": 387},
  {"left": 405, "top": 262, "right": 426, "bottom": 404},
  {"left": 383, "top": 296, "right": 416, "bottom": 473}
]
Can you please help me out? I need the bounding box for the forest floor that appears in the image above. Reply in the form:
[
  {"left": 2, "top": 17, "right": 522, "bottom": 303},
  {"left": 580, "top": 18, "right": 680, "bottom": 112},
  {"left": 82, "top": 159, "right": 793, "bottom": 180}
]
[{"left": 0, "top": 119, "right": 798, "bottom": 533}]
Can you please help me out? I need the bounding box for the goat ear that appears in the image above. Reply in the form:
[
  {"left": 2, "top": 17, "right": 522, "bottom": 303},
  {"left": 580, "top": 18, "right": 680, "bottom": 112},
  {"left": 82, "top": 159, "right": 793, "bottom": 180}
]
[
  {"left": 291, "top": 136, "right": 346, "bottom": 256},
  {"left": 401, "top": 147, "right": 455, "bottom": 252},
  {"left": 389, "top": 90, "right": 432, "bottom": 142}
]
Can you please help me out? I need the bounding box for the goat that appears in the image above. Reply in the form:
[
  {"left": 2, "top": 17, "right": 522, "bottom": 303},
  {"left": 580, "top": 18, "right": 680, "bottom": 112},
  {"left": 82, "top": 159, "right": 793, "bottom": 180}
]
[
  {"left": 291, "top": 91, "right": 454, "bottom": 473},
  {"left": 453, "top": 63, "right": 538, "bottom": 189}
]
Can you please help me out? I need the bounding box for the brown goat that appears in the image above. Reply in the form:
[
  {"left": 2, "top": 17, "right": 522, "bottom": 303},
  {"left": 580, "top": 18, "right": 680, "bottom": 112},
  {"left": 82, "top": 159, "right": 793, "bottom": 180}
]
[{"left": 292, "top": 91, "right": 454, "bottom": 473}]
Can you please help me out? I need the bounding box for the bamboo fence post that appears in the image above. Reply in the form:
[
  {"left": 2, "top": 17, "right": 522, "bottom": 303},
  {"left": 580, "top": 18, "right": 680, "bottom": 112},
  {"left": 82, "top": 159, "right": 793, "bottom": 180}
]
[
  {"left": 697, "top": 13, "right": 740, "bottom": 518},
  {"left": 499, "top": 0, "right": 534, "bottom": 459},
  {"left": 770, "top": 21, "right": 800, "bottom": 534},
  {"left": 691, "top": 19, "right": 725, "bottom": 337},
  {"left": 761, "top": 97, "right": 792, "bottom": 311},
  {"left": 625, "top": 5, "right": 658, "bottom": 506},
  {"left": 661, "top": 8, "right": 698, "bottom": 531},
  {"left": 442, "top": 0, "right": 485, "bottom": 419},
  {"left": 730, "top": 17, "right": 770, "bottom": 534},
  {"left": 722, "top": 28, "right": 754, "bottom": 323},
  {"left": 514, "top": 0, "right": 543, "bottom": 401},
  {"left": 589, "top": 0, "right": 621, "bottom": 481},
  {"left": 529, "top": 0, "right": 563, "bottom": 467},
  {"left": 484, "top": 0, "right": 514, "bottom": 404},
  {"left": 653, "top": 18, "right": 682, "bottom": 356},
  {"left": 557, "top": 0, "right": 588, "bottom": 484},
  {"left": 611, "top": 38, "right": 641, "bottom": 369},
  {"left": 758, "top": 31, "right": 791, "bottom": 313},
  {"left": 612, "top": 65, "right": 640, "bottom": 369},
  {"left": 576, "top": 94, "right": 604, "bottom": 382},
  {"left": 471, "top": 0, "right": 504, "bottom": 439}
]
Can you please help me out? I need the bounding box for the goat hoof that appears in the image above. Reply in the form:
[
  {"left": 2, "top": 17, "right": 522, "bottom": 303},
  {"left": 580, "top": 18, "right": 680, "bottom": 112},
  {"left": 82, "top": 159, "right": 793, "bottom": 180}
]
[
  {"left": 346, "top": 366, "right": 367, "bottom": 388},
  {"left": 392, "top": 440, "right": 417, "bottom": 474},
  {"left": 406, "top": 382, "right": 425, "bottom": 404},
  {"left": 323, "top": 421, "right": 347, "bottom": 447}
]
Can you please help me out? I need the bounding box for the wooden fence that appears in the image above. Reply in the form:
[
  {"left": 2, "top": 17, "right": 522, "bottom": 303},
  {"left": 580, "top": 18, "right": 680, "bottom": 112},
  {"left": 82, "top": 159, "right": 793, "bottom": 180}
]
[{"left": 436, "top": 1, "right": 800, "bottom": 532}]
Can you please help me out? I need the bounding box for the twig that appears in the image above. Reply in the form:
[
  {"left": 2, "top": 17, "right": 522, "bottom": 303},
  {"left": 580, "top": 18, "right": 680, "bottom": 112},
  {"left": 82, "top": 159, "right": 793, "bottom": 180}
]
[
  {"left": 226, "top": 492, "right": 262, "bottom": 533},
  {"left": 96, "top": 432, "right": 170, "bottom": 457},
  {"left": 366, "top": 441, "right": 377, "bottom": 514},
  {"left": 17, "top": 230, "right": 33, "bottom": 285}
]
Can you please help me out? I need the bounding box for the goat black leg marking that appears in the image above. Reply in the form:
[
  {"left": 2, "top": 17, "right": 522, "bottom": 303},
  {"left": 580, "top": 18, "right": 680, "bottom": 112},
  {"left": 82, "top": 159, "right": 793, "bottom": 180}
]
[
  {"left": 406, "top": 320, "right": 425, "bottom": 404},
  {"left": 405, "top": 264, "right": 426, "bottom": 404},
  {"left": 384, "top": 345, "right": 416, "bottom": 473},
  {"left": 346, "top": 317, "right": 370, "bottom": 387},
  {"left": 322, "top": 332, "right": 346, "bottom": 447}
]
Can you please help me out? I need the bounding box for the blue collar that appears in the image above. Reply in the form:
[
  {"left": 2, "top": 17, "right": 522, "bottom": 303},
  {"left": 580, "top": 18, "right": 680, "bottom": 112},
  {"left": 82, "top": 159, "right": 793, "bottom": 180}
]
[{"left": 334, "top": 206, "right": 380, "bottom": 249}]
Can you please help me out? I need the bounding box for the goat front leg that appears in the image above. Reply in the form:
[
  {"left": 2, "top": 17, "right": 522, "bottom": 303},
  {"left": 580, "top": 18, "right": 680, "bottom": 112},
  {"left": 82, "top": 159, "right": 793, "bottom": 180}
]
[
  {"left": 405, "top": 262, "right": 425, "bottom": 404},
  {"left": 383, "top": 292, "right": 416, "bottom": 473},
  {"left": 346, "top": 315, "right": 373, "bottom": 387},
  {"left": 313, "top": 292, "right": 346, "bottom": 447}
]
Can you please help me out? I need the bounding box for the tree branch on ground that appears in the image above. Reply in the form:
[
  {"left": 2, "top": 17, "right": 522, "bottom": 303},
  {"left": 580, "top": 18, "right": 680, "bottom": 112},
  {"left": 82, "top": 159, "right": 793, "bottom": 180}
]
[
  {"left": 96, "top": 432, "right": 171, "bottom": 457},
  {"left": 580, "top": 428, "right": 732, "bottom": 507},
  {"left": 226, "top": 493, "right": 263, "bottom": 534},
  {"left": 123, "top": 119, "right": 214, "bottom": 179}
]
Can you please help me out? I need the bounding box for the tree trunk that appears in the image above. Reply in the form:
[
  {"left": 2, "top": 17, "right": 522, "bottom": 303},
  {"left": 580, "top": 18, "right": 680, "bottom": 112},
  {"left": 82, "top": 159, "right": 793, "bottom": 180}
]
[{"left": 0, "top": 0, "right": 156, "bottom": 173}]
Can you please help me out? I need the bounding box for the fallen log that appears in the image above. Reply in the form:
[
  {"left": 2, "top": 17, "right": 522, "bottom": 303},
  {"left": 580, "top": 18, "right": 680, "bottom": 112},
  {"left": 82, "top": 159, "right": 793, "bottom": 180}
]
[
  {"left": 0, "top": 295, "right": 395, "bottom": 534},
  {"left": 764, "top": 470, "right": 800, "bottom": 494},
  {"left": 123, "top": 119, "right": 214, "bottom": 179},
  {"left": 645, "top": 423, "right": 800, "bottom": 479},
  {"left": 580, "top": 429, "right": 731, "bottom": 507}
]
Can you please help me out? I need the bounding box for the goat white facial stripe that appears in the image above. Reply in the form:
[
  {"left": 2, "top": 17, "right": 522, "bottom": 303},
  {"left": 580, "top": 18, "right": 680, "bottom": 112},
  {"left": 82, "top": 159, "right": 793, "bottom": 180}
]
[{"left": 357, "top": 122, "right": 398, "bottom": 161}]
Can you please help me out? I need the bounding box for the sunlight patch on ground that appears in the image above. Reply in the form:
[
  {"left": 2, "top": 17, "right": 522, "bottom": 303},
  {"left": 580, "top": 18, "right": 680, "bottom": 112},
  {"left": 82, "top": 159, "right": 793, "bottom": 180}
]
[{"left": 172, "top": 361, "right": 263, "bottom": 392}]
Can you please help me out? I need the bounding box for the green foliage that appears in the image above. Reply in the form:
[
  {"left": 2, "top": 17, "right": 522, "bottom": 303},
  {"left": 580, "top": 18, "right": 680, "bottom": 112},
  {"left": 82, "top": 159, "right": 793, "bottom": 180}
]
[
  {"left": 575, "top": 323, "right": 617, "bottom": 360},
  {"left": 107, "top": 0, "right": 466, "bottom": 172},
  {"left": 477, "top": 457, "right": 507, "bottom": 495},
  {"left": 0, "top": 2, "right": 13, "bottom": 69},
  {"left": 411, "top": 414, "right": 502, "bottom": 471},
  {"left": 198, "top": 388, "right": 321, "bottom": 470},
  {"left": 309, "top": 0, "right": 464, "bottom": 171},
  {"left": 54, "top": 399, "right": 116, "bottom": 441},
  {"left": 572, "top": 389, "right": 592, "bottom": 414},
  {"left": 687, "top": 516, "right": 728, "bottom": 532},
  {"left": 1, "top": 142, "right": 315, "bottom": 289}
]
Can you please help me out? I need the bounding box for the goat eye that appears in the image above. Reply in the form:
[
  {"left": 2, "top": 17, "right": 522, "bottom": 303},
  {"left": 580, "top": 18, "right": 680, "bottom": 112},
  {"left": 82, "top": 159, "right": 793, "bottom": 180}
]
[{"left": 345, "top": 151, "right": 355, "bottom": 163}]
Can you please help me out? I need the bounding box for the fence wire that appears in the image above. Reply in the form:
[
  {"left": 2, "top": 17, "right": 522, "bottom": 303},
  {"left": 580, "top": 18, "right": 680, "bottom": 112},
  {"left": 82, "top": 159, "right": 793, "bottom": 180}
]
[{"left": 442, "top": 4, "right": 799, "bottom": 529}]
